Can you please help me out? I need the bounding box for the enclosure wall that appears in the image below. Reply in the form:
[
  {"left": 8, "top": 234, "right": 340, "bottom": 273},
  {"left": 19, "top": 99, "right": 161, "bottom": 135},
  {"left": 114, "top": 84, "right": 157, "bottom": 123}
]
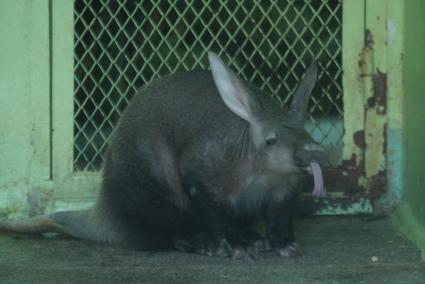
[
  {"left": 0, "top": 0, "right": 52, "bottom": 218},
  {"left": 394, "top": 0, "right": 425, "bottom": 257}
]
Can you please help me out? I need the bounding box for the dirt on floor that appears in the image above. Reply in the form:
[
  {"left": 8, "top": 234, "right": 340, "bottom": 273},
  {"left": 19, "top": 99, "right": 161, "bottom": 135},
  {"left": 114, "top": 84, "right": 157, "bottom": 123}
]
[{"left": 1, "top": 216, "right": 424, "bottom": 284}]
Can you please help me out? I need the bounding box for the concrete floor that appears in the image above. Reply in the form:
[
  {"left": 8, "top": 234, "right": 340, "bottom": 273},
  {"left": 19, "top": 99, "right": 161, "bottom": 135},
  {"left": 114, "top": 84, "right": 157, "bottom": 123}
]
[{"left": 1, "top": 216, "right": 424, "bottom": 284}]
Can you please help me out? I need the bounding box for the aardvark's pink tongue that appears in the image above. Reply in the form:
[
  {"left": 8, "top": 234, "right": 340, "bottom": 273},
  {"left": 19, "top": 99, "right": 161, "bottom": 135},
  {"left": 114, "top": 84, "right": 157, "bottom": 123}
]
[{"left": 307, "top": 162, "right": 326, "bottom": 198}]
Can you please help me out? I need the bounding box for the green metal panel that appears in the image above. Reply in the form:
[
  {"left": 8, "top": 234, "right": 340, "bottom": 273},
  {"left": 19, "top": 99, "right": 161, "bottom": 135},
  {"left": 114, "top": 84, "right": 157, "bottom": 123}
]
[
  {"left": 364, "top": 0, "right": 387, "bottom": 180},
  {"left": 51, "top": 0, "right": 100, "bottom": 209},
  {"left": 0, "top": 0, "right": 52, "bottom": 218},
  {"left": 51, "top": 0, "right": 75, "bottom": 198},
  {"left": 342, "top": 0, "right": 365, "bottom": 165},
  {"left": 51, "top": 0, "right": 74, "bottom": 191},
  {"left": 361, "top": 0, "right": 404, "bottom": 210},
  {"left": 385, "top": 0, "right": 404, "bottom": 207}
]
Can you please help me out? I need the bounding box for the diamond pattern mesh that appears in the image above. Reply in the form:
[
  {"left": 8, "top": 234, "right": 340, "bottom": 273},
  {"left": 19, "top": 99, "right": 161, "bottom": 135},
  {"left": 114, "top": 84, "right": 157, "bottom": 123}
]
[{"left": 74, "top": 0, "right": 343, "bottom": 171}]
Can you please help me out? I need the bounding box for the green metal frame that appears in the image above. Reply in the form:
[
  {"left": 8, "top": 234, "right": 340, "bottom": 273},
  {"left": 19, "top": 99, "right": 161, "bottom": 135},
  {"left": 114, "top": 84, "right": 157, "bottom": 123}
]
[
  {"left": 51, "top": 0, "right": 99, "bottom": 210},
  {"left": 50, "top": 0, "right": 372, "bottom": 214},
  {"left": 342, "top": 0, "right": 364, "bottom": 166}
]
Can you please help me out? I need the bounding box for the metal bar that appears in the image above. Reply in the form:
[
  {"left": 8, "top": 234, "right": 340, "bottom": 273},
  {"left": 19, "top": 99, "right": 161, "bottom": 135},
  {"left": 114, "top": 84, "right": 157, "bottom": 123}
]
[
  {"left": 342, "top": 0, "right": 366, "bottom": 167},
  {"left": 51, "top": 0, "right": 75, "bottom": 198}
]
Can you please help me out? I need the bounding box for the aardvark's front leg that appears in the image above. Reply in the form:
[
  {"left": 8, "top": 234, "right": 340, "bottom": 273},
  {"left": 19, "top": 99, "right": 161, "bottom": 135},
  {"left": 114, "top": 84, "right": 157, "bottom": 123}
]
[{"left": 265, "top": 189, "right": 302, "bottom": 257}]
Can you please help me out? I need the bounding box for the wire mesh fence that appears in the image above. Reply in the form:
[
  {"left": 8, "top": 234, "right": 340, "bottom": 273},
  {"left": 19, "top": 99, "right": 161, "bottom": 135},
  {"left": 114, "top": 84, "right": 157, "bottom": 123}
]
[{"left": 74, "top": 0, "right": 343, "bottom": 171}]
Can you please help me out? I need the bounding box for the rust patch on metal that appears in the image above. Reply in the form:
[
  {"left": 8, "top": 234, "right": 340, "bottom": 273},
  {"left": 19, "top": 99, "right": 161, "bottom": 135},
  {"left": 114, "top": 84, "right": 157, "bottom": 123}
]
[
  {"left": 324, "top": 168, "right": 364, "bottom": 195},
  {"left": 383, "top": 123, "right": 388, "bottom": 155},
  {"left": 353, "top": 130, "right": 366, "bottom": 151},
  {"left": 341, "top": 153, "right": 359, "bottom": 170},
  {"left": 367, "top": 96, "right": 376, "bottom": 108},
  {"left": 359, "top": 30, "right": 373, "bottom": 79},
  {"left": 365, "top": 29, "right": 374, "bottom": 49},
  {"left": 367, "top": 170, "right": 387, "bottom": 199},
  {"left": 358, "top": 52, "right": 368, "bottom": 78},
  {"left": 371, "top": 69, "right": 388, "bottom": 114}
]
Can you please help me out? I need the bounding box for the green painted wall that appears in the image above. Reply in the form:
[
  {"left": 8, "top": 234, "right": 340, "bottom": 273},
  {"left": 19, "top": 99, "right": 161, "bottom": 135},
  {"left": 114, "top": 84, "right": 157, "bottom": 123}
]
[
  {"left": 393, "top": 0, "right": 425, "bottom": 258},
  {"left": 403, "top": 0, "right": 425, "bottom": 224},
  {"left": 0, "top": 0, "right": 52, "bottom": 218}
]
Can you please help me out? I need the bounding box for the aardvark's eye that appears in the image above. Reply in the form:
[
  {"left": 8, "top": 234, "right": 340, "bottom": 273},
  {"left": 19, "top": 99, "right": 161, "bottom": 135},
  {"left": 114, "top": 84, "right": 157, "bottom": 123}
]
[{"left": 266, "top": 132, "right": 277, "bottom": 146}]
